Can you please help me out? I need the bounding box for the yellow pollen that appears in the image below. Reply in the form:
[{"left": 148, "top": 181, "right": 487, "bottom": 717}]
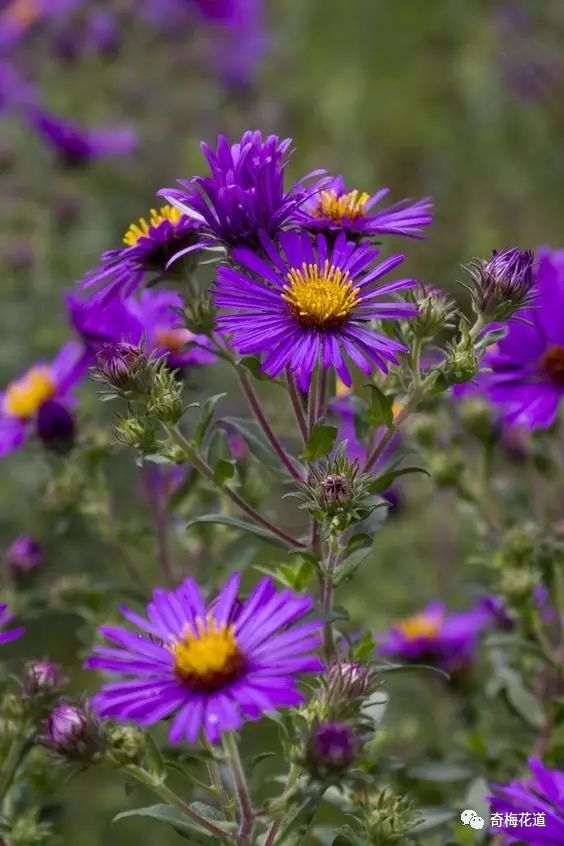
[
  {"left": 315, "top": 189, "right": 370, "bottom": 223},
  {"left": 154, "top": 327, "right": 192, "bottom": 353},
  {"left": 171, "top": 615, "right": 243, "bottom": 690},
  {"left": 123, "top": 205, "right": 182, "bottom": 247},
  {"left": 282, "top": 260, "right": 361, "bottom": 328},
  {"left": 3, "top": 367, "right": 55, "bottom": 419},
  {"left": 396, "top": 612, "right": 443, "bottom": 641}
]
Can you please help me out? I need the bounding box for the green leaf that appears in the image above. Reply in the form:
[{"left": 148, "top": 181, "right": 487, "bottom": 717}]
[
  {"left": 273, "top": 786, "right": 326, "bottom": 845},
  {"left": 406, "top": 762, "right": 474, "bottom": 782},
  {"left": 365, "top": 384, "right": 394, "bottom": 427},
  {"left": 206, "top": 428, "right": 231, "bottom": 469},
  {"left": 409, "top": 807, "right": 457, "bottom": 835},
  {"left": 194, "top": 394, "right": 226, "bottom": 447},
  {"left": 375, "top": 662, "right": 451, "bottom": 680},
  {"left": 301, "top": 424, "right": 338, "bottom": 461},
  {"left": 369, "top": 465, "right": 430, "bottom": 494},
  {"left": 185, "top": 514, "right": 291, "bottom": 549},
  {"left": 332, "top": 543, "right": 374, "bottom": 587},
  {"left": 273, "top": 557, "right": 316, "bottom": 591},
  {"left": 189, "top": 802, "right": 226, "bottom": 822},
  {"left": 113, "top": 804, "right": 215, "bottom": 844},
  {"left": 249, "top": 751, "right": 277, "bottom": 777},
  {"left": 350, "top": 631, "right": 376, "bottom": 662},
  {"left": 220, "top": 416, "right": 290, "bottom": 474},
  {"left": 213, "top": 458, "right": 236, "bottom": 486},
  {"left": 498, "top": 668, "right": 543, "bottom": 729}
]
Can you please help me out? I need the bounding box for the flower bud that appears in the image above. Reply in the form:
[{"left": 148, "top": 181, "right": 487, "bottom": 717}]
[
  {"left": 442, "top": 328, "right": 479, "bottom": 386},
  {"left": 114, "top": 416, "right": 158, "bottom": 452},
  {"left": 5, "top": 536, "right": 43, "bottom": 583},
  {"left": 105, "top": 723, "right": 146, "bottom": 766},
  {"left": 95, "top": 342, "right": 152, "bottom": 394},
  {"left": 469, "top": 248, "right": 536, "bottom": 322},
  {"left": 23, "top": 660, "right": 65, "bottom": 697},
  {"left": 44, "top": 702, "right": 100, "bottom": 759},
  {"left": 36, "top": 400, "right": 76, "bottom": 454},
  {"left": 184, "top": 295, "right": 216, "bottom": 336},
  {"left": 306, "top": 721, "right": 359, "bottom": 780},
  {"left": 406, "top": 283, "right": 457, "bottom": 339},
  {"left": 327, "top": 661, "right": 373, "bottom": 700}
]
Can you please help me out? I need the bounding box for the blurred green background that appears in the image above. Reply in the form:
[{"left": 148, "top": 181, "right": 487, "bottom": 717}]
[{"left": 1, "top": 0, "right": 563, "bottom": 843}]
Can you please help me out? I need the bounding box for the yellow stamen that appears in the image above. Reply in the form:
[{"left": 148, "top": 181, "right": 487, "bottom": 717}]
[
  {"left": 282, "top": 260, "right": 361, "bottom": 328},
  {"left": 3, "top": 367, "right": 55, "bottom": 419},
  {"left": 396, "top": 611, "right": 443, "bottom": 641},
  {"left": 171, "top": 615, "right": 244, "bottom": 690},
  {"left": 154, "top": 327, "right": 192, "bottom": 353},
  {"left": 314, "top": 189, "right": 370, "bottom": 223},
  {"left": 123, "top": 205, "right": 182, "bottom": 247}
]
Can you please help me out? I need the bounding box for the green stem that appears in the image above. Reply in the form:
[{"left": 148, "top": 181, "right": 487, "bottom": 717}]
[
  {"left": 236, "top": 369, "right": 304, "bottom": 482},
  {"left": 307, "top": 367, "right": 320, "bottom": 436},
  {"left": 264, "top": 765, "right": 300, "bottom": 846},
  {"left": 124, "top": 765, "right": 232, "bottom": 841},
  {"left": 165, "top": 425, "right": 307, "bottom": 549},
  {"left": 322, "top": 539, "right": 340, "bottom": 659},
  {"left": 222, "top": 733, "right": 254, "bottom": 843},
  {"left": 0, "top": 733, "right": 33, "bottom": 808},
  {"left": 285, "top": 368, "right": 308, "bottom": 444},
  {"left": 469, "top": 314, "right": 486, "bottom": 341}
]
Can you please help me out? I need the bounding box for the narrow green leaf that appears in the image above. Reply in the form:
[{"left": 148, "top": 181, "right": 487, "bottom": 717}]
[
  {"left": 194, "top": 394, "right": 226, "bottom": 447},
  {"left": 301, "top": 424, "right": 338, "bottom": 461},
  {"left": 213, "top": 458, "right": 236, "bottom": 486},
  {"left": 220, "top": 416, "right": 290, "bottom": 474},
  {"left": 369, "top": 466, "right": 430, "bottom": 494},
  {"left": 409, "top": 807, "right": 457, "bottom": 835},
  {"left": 113, "top": 804, "right": 215, "bottom": 844},
  {"left": 185, "top": 514, "right": 291, "bottom": 549},
  {"left": 273, "top": 786, "right": 326, "bottom": 845},
  {"left": 365, "top": 384, "right": 394, "bottom": 427}
]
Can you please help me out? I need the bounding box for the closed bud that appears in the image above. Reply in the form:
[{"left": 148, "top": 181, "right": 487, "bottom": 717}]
[
  {"left": 468, "top": 248, "right": 536, "bottom": 322},
  {"left": 5, "top": 536, "right": 43, "bottom": 584},
  {"left": 95, "top": 342, "right": 153, "bottom": 394},
  {"left": 23, "top": 660, "right": 65, "bottom": 697},
  {"left": 306, "top": 721, "right": 360, "bottom": 780},
  {"left": 363, "top": 788, "right": 421, "bottom": 845},
  {"left": 105, "top": 723, "right": 146, "bottom": 766},
  {"left": 146, "top": 366, "right": 183, "bottom": 425},
  {"left": 442, "top": 327, "right": 479, "bottom": 386},
  {"left": 406, "top": 283, "right": 457, "bottom": 339},
  {"left": 327, "top": 661, "right": 374, "bottom": 701},
  {"left": 114, "top": 416, "right": 158, "bottom": 452},
  {"left": 184, "top": 295, "right": 216, "bottom": 336},
  {"left": 44, "top": 702, "right": 101, "bottom": 760},
  {"left": 36, "top": 400, "right": 76, "bottom": 454}
]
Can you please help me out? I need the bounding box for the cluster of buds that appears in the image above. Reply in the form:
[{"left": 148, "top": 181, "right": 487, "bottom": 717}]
[
  {"left": 405, "top": 283, "right": 457, "bottom": 340},
  {"left": 293, "top": 448, "right": 377, "bottom": 536},
  {"left": 466, "top": 247, "right": 537, "bottom": 323}
]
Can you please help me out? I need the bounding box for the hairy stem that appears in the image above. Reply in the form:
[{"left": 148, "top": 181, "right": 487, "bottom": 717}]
[
  {"left": 321, "top": 539, "right": 340, "bottom": 659},
  {"left": 223, "top": 733, "right": 254, "bottom": 844},
  {"left": 165, "top": 424, "right": 307, "bottom": 549},
  {"left": 237, "top": 368, "right": 304, "bottom": 482}
]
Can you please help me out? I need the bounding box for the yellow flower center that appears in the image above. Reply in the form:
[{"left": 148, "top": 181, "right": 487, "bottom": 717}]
[
  {"left": 154, "top": 327, "right": 192, "bottom": 353},
  {"left": 171, "top": 615, "right": 244, "bottom": 690},
  {"left": 282, "top": 260, "right": 361, "bottom": 328},
  {"left": 396, "top": 612, "right": 443, "bottom": 641},
  {"left": 3, "top": 367, "right": 55, "bottom": 419},
  {"left": 123, "top": 205, "right": 182, "bottom": 247},
  {"left": 314, "top": 189, "right": 370, "bottom": 223}
]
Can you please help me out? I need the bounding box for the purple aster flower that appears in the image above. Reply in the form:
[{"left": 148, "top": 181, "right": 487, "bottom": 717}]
[
  {"left": 213, "top": 230, "right": 417, "bottom": 390},
  {"left": 377, "top": 600, "right": 495, "bottom": 670},
  {"left": 489, "top": 757, "right": 564, "bottom": 845},
  {"left": 5, "top": 535, "right": 43, "bottom": 580},
  {"left": 160, "top": 130, "right": 326, "bottom": 250},
  {"left": 80, "top": 206, "right": 202, "bottom": 301},
  {"left": 0, "top": 603, "right": 24, "bottom": 644},
  {"left": 0, "top": 341, "right": 86, "bottom": 457},
  {"left": 474, "top": 246, "right": 564, "bottom": 429},
  {"left": 68, "top": 288, "right": 214, "bottom": 368},
  {"left": 27, "top": 108, "right": 137, "bottom": 167},
  {"left": 293, "top": 175, "right": 433, "bottom": 239},
  {"left": 85, "top": 572, "right": 323, "bottom": 744}
]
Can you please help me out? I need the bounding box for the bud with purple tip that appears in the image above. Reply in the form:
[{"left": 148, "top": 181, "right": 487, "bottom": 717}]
[
  {"left": 468, "top": 248, "right": 537, "bottom": 323},
  {"left": 306, "top": 721, "right": 360, "bottom": 780},
  {"left": 44, "top": 703, "right": 100, "bottom": 759},
  {"left": 95, "top": 342, "right": 152, "bottom": 394},
  {"left": 24, "top": 660, "right": 65, "bottom": 697},
  {"left": 5, "top": 536, "right": 43, "bottom": 583}
]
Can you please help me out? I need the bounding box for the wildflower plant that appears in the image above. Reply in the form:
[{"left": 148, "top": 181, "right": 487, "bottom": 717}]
[{"left": 1, "top": 127, "right": 563, "bottom": 846}]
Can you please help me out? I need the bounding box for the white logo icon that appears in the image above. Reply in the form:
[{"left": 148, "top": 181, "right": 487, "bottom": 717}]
[{"left": 461, "top": 809, "right": 485, "bottom": 830}]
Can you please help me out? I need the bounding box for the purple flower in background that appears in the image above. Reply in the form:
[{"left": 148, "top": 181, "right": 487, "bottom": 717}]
[
  {"left": 160, "top": 131, "right": 326, "bottom": 250},
  {"left": 213, "top": 229, "right": 416, "bottom": 390},
  {"left": 377, "top": 599, "right": 497, "bottom": 670},
  {"left": 489, "top": 758, "right": 564, "bottom": 844},
  {"left": 27, "top": 108, "right": 137, "bottom": 167},
  {"left": 86, "top": 572, "right": 323, "bottom": 743},
  {"left": 0, "top": 603, "right": 24, "bottom": 645},
  {"left": 24, "top": 660, "right": 64, "bottom": 695},
  {"left": 0, "top": 0, "right": 84, "bottom": 51},
  {"left": 474, "top": 247, "right": 564, "bottom": 429},
  {"left": 68, "top": 288, "right": 214, "bottom": 368},
  {"left": 80, "top": 206, "right": 201, "bottom": 301},
  {"left": 5, "top": 535, "right": 43, "bottom": 580},
  {"left": 0, "top": 341, "right": 86, "bottom": 457},
  {"left": 0, "top": 58, "right": 36, "bottom": 113},
  {"left": 294, "top": 175, "right": 433, "bottom": 239}
]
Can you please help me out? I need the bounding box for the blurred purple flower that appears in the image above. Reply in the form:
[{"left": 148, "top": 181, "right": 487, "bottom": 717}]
[
  {"left": 5, "top": 535, "right": 43, "bottom": 579},
  {"left": 0, "top": 0, "right": 85, "bottom": 51},
  {"left": 24, "top": 659, "right": 64, "bottom": 695},
  {"left": 472, "top": 247, "right": 564, "bottom": 429},
  {"left": 0, "top": 58, "right": 36, "bottom": 113},
  {"left": 0, "top": 602, "right": 24, "bottom": 644},
  {"left": 489, "top": 757, "right": 564, "bottom": 844},
  {"left": 0, "top": 341, "right": 86, "bottom": 457},
  {"left": 27, "top": 108, "right": 137, "bottom": 166}
]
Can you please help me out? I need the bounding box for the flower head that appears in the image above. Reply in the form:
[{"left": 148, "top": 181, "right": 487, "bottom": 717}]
[
  {"left": 473, "top": 247, "right": 564, "bottom": 429},
  {"left": 86, "top": 572, "right": 323, "bottom": 743},
  {"left": 214, "top": 230, "right": 416, "bottom": 389},
  {"left": 5, "top": 536, "right": 43, "bottom": 581},
  {"left": 27, "top": 108, "right": 137, "bottom": 166},
  {"left": 80, "top": 206, "right": 202, "bottom": 301},
  {"left": 306, "top": 721, "right": 360, "bottom": 779},
  {"left": 377, "top": 600, "right": 495, "bottom": 670},
  {"left": 489, "top": 758, "right": 564, "bottom": 844},
  {"left": 160, "top": 131, "right": 325, "bottom": 249},
  {"left": 0, "top": 603, "right": 24, "bottom": 645},
  {"left": 0, "top": 342, "right": 86, "bottom": 457},
  {"left": 294, "top": 175, "right": 433, "bottom": 240},
  {"left": 24, "top": 660, "right": 64, "bottom": 696},
  {"left": 468, "top": 247, "right": 537, "bottom": 322}
]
